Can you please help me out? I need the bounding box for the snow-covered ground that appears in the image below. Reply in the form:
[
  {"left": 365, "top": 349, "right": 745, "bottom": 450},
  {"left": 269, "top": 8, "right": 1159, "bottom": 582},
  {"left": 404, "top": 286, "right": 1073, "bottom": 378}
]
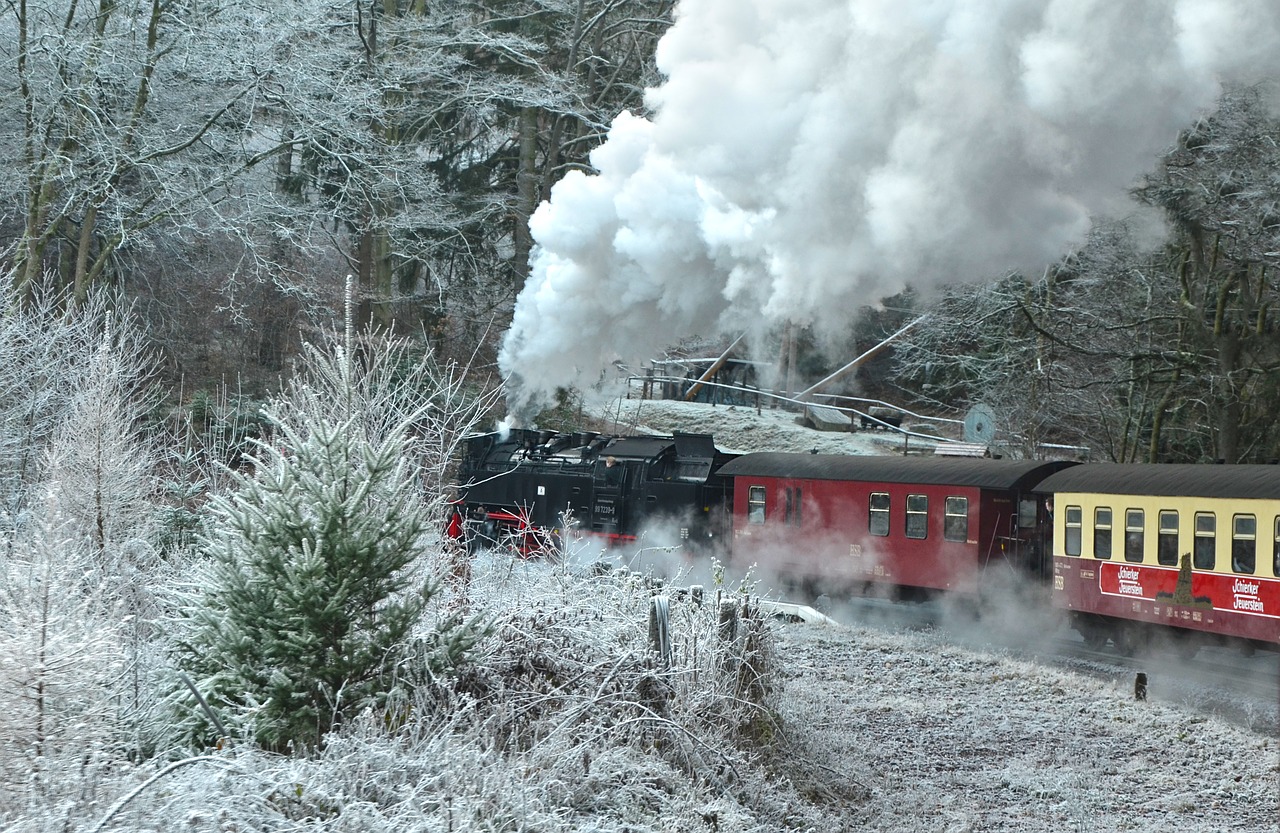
[
  {"left": 775, "top": 622, "right": 1278, "bottom": 832},
  {"left": 588, "top": 396, "right": 1280, "bottom": 832},
  {"left": 594, "top": 396, "right": 916, "bottom": 455}
]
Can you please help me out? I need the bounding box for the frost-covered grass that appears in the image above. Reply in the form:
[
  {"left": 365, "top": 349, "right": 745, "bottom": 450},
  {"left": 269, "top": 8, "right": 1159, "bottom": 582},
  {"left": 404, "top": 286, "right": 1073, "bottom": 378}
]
[
  {"left": 3, "top": 551, "right": 832, "bottom": 832},
  {"left": 777, "top": 624, "right": 1280, "bottom": 832},
  {"left": 6, "top": 511, "right": 1278, "bottom": 833}
]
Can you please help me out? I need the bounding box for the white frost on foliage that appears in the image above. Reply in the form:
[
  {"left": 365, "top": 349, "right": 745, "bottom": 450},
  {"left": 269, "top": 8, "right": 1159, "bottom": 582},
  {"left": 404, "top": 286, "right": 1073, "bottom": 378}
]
[{"left": 501, "top": 0, "right": 1280, "bottom": 412}]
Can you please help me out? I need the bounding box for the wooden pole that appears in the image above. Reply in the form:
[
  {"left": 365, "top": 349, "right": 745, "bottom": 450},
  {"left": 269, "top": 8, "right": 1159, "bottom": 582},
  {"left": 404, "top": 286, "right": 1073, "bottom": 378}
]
[
  {"left": 795, "top": 315, "right": 928, "bottom": 401},
  {"left": 684, "top": 332, "right": 747, "bottom": 401}
]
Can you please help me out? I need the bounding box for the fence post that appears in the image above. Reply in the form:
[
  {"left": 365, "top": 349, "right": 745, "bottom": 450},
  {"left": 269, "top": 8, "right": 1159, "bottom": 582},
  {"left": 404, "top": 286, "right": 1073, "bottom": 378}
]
[{"left": 649, "top": 595, "right": 672, "bottom": 668}]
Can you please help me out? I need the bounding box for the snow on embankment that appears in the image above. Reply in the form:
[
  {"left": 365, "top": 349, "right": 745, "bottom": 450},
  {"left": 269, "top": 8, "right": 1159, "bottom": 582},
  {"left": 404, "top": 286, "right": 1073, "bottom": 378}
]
[{"left": 776, "top": 623, "right": 1279, "bottom": 832}]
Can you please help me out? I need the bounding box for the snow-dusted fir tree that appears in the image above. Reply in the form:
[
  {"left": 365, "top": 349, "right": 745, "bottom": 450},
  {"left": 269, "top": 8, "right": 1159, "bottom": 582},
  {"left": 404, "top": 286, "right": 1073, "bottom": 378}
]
[
  {"left": 176, "top": 415, "right": 438, "bottom": 750},
  {"left": 174, "top": 282, "right": 492, "bottom": 751},
  {"left": 268, "top": 278, "right": 500, "bottom": 498}
]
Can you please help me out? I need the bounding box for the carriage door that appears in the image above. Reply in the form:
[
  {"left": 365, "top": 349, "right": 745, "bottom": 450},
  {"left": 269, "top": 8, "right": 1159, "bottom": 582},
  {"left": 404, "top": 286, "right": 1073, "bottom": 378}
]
[{"left": 1020, "top": 495, "right": 1052, "bottom": 578}]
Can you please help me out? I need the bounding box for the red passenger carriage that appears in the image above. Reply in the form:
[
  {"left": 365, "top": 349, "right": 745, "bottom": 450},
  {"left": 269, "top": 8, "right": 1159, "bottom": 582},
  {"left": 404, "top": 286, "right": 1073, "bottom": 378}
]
[{"left": 717, "top": 454, "right": 1074, "bottom": 597}]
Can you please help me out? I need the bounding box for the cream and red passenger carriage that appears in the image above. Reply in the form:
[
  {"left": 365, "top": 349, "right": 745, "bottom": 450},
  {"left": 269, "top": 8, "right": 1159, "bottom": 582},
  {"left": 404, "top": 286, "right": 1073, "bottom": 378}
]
[{"left": 1037, "top": 464, "right": 1280, "bottom": 652}]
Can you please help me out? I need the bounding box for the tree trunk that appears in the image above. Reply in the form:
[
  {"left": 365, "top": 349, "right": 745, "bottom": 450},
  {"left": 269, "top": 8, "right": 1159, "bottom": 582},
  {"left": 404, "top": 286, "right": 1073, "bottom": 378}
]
[{"left": 513, "top": 106, "right": 540, "bottom": 292}]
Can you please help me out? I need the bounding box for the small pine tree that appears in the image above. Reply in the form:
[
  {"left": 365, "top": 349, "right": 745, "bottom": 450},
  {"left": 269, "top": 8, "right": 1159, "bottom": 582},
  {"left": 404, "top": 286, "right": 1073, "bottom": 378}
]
[{"left": 177, "top": 415, "right": 437, "bottom": 750}]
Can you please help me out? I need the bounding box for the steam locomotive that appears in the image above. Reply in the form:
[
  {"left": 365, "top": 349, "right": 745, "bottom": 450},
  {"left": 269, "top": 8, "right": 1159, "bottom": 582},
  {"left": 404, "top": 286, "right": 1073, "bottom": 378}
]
[
  {"left": 456, "top": 428, "right": 738, "bottom": 554},
  {"left": 455, "top": 429, "right": 1280, "bottom": 653}
]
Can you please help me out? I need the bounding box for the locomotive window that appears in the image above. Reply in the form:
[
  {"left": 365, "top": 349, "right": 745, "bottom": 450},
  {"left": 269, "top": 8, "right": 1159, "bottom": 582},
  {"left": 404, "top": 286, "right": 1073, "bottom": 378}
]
[
  {"left": 1093, "top": 508, "right": 1112, "bottom": 560},
  {"left": 1064, "top": 506, "right": 1082, "bottom": 556},
  {"left": 1232, "top": 514, "right": 1256, "bottom": 574},
  {"left": 1018, "top": 498, "right": 1038, "bottom": 529},
  {"left": 1124, "top": 509, "right": 1145, "bottom": 563},
  {"left": 943, "top": 496, "right": 968, "bottom": 542},
  {"left": 1194, "top": 513, "right": 1216, "bottom": 570},
  {"left": 794, "top": 487, "right": 803, "bottom": 526},
  {"left": 747, "top": 486, "right": 767, "bottom": 525},
  {"left": 869, "top": 492, "right": 890, "bottom": 537},
  {"left": 1157, "top": 511, "right": 1179, "bottom": 567},
  {"left": 906, "top": 494, "right": 928, "bottom": 540}
]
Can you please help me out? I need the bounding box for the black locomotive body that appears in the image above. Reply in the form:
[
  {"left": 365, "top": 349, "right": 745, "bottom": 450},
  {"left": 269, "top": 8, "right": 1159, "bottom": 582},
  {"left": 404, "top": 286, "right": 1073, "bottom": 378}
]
[{"left": 457, "top": 428, "right": 737, "bottom": 554}]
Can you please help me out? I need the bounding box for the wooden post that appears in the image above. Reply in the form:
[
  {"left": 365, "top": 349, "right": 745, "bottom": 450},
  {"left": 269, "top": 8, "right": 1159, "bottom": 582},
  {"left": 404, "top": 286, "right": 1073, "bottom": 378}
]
[
  {"left": 718, "top": 598, "right": 738, "bottom": 644},
  {"left": 649, "top": 595, "right": 672, "bottom": 668},
  {"left": 684, "top": 332, "right": 746, "bottom": 402},
  {"left": 796, "top": 315, "right": 928, "bottom": 401}
]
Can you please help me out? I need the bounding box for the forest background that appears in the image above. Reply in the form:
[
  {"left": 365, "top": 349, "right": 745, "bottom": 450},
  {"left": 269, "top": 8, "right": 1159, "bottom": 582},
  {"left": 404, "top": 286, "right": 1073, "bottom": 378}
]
[
  {"left": 3, "top": 2, "right": 1280, "bottom": 830},
  {"left": 5, "top": 0, "right": 1280, "bottom": 463}
]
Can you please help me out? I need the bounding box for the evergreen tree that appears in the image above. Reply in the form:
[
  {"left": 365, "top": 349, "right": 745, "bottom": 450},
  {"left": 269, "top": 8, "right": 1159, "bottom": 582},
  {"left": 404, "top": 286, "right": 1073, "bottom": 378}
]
[{"left": 176, "top": 415, "right": 437, "bottom": 751}]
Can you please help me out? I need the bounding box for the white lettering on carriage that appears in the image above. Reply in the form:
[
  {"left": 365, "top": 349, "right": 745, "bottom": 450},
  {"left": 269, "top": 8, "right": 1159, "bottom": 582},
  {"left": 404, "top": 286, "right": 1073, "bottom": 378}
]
[
  {"left": 1233, "top": 579, "right": 1264, "bottom": 613},
  {"left": 1116, "top": 566, "right": 1143, "bottom": 597}
]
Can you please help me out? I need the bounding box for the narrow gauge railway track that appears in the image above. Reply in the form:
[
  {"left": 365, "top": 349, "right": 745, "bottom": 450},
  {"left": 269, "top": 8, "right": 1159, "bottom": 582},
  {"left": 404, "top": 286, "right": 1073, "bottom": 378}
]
[
  {"left": 1050, "top": 637, "right": 1280, "bottom": 726},
  {"left": 789, "top": 592, "right": 1280, "bottom": 730}
]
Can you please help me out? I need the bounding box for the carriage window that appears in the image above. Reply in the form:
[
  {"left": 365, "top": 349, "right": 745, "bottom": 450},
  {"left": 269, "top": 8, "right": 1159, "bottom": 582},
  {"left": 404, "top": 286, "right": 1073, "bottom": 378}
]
[
  {"left": 944, "top": 496, "right": 968, "bottom": 542},
  {"left": 906, "top": 494, "right": 928, "bottom": 539},
  {"left": 747, "top": 486, "right": 766, "bottom": 525},
  {"left": 1194, "top": 513, "right": 1216, "bottom": 570},
  {"left": 783, "top": 487, "right": 804, "bottom": 527},
  {"left": 869, "top": 492, "right": 890, "bottom": 537},
  {"left": 1157, "top": 510, "right": 1179, "bottom": 567},
  {"left": 1064, "top": 506, "right": 1082, "bottom": 556},
  {"left": 1232, "top": 514, "right": 1256, "bottom": 574},
  {"left": 1093, "top": 507, "right": 1112, "bottom": 560},
  {"left": 1124, "top": 509, "right": 1145, "bottom": 563},
  {"left": 1018, "top": 498, "right": 1038, "bottom": 529},
  {"left": 1274, "top": 516, "right": 1280, "bottom": 577}
]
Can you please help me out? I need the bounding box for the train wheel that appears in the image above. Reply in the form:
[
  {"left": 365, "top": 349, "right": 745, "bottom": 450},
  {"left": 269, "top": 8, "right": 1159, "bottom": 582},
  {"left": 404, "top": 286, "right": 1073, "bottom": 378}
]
[
  {"left": 1112, "top": 624, "right": 1148, "bottom": 657},
  {"left": 1080, "top": 625, "right": 1108, "bottom": 651}
]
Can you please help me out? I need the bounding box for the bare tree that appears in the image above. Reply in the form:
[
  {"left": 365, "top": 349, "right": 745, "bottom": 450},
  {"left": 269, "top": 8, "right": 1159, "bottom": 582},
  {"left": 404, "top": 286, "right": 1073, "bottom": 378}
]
[
  {"left": 2, "top": 0, "right": 289, "bottom": 304},
  {"left": 1137, "top": 84, "right": 1280, "bottom": 462},
  {"left": 0, "top": 515, "right": 127, "bottom": 823},
  {"left": 894, "top": 219, "right": 1187, "bottom": 461}
]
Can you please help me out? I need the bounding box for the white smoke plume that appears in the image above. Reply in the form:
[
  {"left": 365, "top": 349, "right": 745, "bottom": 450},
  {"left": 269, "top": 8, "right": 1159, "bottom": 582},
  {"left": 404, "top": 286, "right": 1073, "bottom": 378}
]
[{"left": 500, "top": 0, "right": 1280, "bottom": 413}]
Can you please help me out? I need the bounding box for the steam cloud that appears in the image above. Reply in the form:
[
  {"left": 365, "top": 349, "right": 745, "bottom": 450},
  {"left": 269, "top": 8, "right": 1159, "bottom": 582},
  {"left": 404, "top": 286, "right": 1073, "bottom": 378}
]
[{"left": 500, "top": 0, "right": 1280, "bottom": 412}]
